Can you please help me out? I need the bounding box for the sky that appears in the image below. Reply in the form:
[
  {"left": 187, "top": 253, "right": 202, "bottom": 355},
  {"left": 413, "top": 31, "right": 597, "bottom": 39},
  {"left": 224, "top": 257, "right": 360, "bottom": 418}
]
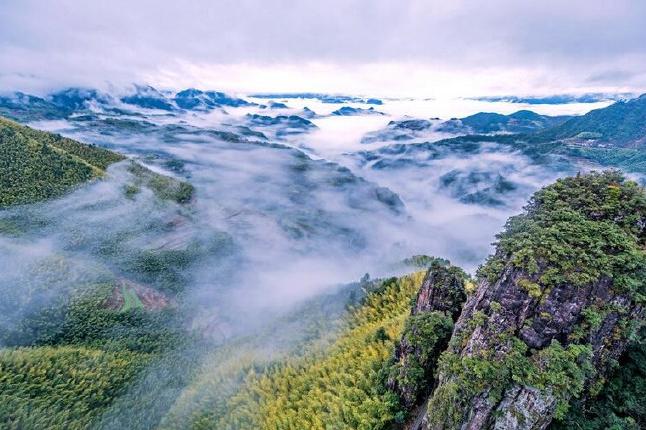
[{"left": 1, "top": 0, "right": 646, "bottom": 97}]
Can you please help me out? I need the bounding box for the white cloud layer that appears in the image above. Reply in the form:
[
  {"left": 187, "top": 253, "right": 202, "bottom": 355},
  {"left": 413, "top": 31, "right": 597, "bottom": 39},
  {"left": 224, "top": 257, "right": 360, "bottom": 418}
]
[{"left": 1, "top": 0, "right": 645, "bottom": 96}]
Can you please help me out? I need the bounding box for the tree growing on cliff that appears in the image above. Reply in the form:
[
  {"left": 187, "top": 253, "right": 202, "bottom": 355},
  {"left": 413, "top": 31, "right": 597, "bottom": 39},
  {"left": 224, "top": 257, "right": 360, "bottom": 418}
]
[{"left": 424, "top": 170, "right": 645, "bottom": 429}]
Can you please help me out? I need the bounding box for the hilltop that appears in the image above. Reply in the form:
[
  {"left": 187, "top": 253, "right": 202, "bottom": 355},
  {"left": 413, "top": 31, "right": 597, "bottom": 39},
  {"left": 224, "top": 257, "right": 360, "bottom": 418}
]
[
  {"left": 0, "top": 117, "right": 125, "bottom": 207},
  {"left": 389, "top": 171, "right": 645, "bottom": 429}
]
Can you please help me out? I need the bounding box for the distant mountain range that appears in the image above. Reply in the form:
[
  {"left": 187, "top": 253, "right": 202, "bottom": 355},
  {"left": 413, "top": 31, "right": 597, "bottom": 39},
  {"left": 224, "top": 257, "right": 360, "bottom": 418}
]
[
  {"left": 0, "top": 86, "right": 393, "bottom": 124},
  {"left": 362, "top": 110, "right": 572, "bottom": 143},
  {"left": 0, "top": 85, "right": 254, "bottom": 121},
  {"left": 437, "top": 110, "right": 572, "bottom": 134},
  {"left": 174, "top": 88, "right": 254, "bottom": 110},
  {"left": 365, "top": 94, "right": 646, "bottom": 150},
  {"left": 471, "top": 92, "right": 635, "bottom": 104},
  {"left": 249, "top": 92, "right": 383, "bottom": 105},
  {"left": 353, "top": 93, "right": 646, "bottom": 208}
]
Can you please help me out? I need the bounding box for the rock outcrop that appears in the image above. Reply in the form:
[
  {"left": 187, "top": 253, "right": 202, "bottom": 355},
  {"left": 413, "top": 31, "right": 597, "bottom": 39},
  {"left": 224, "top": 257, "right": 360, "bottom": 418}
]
[
  {"left": 386, "top": 260, "right": 468, "bottom": 410},
  {"left": 421, "top": 171, "right": 645, "bottom": 430}
]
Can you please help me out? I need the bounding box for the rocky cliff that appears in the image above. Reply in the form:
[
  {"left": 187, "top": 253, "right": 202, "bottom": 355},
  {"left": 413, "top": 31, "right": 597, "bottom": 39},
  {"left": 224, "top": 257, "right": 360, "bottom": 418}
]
[
  {"left": 386, "top": 260, "right": 469, "bottom": 410},
  {"left": 390, "top": 171, "right": 645, "bottom": 429}
]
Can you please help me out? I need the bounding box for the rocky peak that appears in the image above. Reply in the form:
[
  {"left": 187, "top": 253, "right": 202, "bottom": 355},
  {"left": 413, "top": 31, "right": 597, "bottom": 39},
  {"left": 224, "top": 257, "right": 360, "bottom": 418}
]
[
  {"left": 412, "top": 261, "right": 468, "bottom": 320},
  {"left": 386, "top": 260, "right": 468, "bottom": 410},
  {"left": 422, "top": 171, "right": 645, "bottom": 430}
]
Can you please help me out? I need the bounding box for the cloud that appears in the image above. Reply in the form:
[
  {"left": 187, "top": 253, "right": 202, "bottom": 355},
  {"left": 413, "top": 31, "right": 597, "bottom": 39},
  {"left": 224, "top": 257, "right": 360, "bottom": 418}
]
[{"left": 1, "top": 0, "right": 645, "bottom": 95}]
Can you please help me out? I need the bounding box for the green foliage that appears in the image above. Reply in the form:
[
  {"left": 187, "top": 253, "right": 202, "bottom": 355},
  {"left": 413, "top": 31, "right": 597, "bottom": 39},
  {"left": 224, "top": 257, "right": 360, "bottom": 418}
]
[
  {"left": 126, "top": 248, "right": 197, "bottom": 294},
  {"left": 385, "top": 311, "right": 454, "bottom": 408},
  {"left": 187, "top": 272, "right": 426, "bottom": 430},
  {"left": 0, "top": 278, "right": 184, "bottom": 429},
  {"left": 0, "top": 346, "right": 149, "bottom": 430},
  {"left": 121, "top": 284, "right": 144, "bottom": 312},
  {"left": 429, "top": 171, "right": 645, "bottom": 428},
  {"left": 551, "top": 330, "right": 646, "bottom": 430},
  {"left": 123, "top": 183, "right": 141, "bottom": 199},
  {"left": 428, "top": 338, "right": 593, "bottom": 428},
  {"left": 560, "top": 146, "right": 646, "bottom": 175},
  {"left": 478, "top": 171, "right": 646, "bottom": 300},
  {"left": 46, "top": 283, "right": 181, "bottom": 354},
  {"left": 0, "top": 116, "right": 124, "bottom": 207},
  {"left": 518, "top": 278, "right": 542, "bottom": 298},
  {"left": 2, "top": 281, "right": 181, "bottom": 353},
  {"left": 402, "top": 255, "right": 451, "bottom": 269},
  {"left": 537, "top": 94, "right": 646, "bottom": 146},
  {"left": 126, "top": 162, "right": 194, "bottom": 204},
  {"left": 14, "top": 121, "right": 125, "bottom": 169}
]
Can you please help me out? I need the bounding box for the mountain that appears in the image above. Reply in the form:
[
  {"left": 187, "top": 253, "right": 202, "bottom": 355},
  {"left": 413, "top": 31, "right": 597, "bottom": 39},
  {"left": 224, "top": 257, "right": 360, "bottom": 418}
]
[
  {"left": 0, "top": 115, "right": 196, "bottom": 208},
  {"left": 49, "top": 87, "right": 114, "bottom": 111},
  {"left": 154, "top": 172, "right": 644, "bottom": 429},
  {"left": 391, "top": 171, "right": 645, "bottom": 429},
  {"left": 174, "top": 88, "right": 252, "bottom": 110},
  {"left": 120, "top": 85, "right": 175, "bottom": 111},
  {"left": 249, "top": 92, "right": 384, "bottom": 105},
  {"left": 360, "top": 118, "right": 443, "bottom": 144},
  {"left": 439, "top": 169, "right": 519, "bottom": 207},
  {"left": 300, "top": 106, "right": 317, "bottom": 118},
  {"left": 267, "top": 101, "right": 288, "bottom": 109},
  {"left": 438, "top": 110, "right": 571, "bottom": 134},
  {"left": 245, "top": 113, "right": 318, "bottom": 136},
  {"left": 361, "top": 111, "right": 569, "bottom": 145},
  {"left": 536, "top": 94, "right": 646, "bottom": 147},
  {"left": 331, "top": 106, "right": 385, "bottom": 116},
  {"left": 472, "top": 93, "right": 634, "bottom": 104},
  {"left": 0, "top": 116, "right": 125, "bottom": 206},
  {"left": 2, "top": 84, "right": 646, "bottom": 429},
  {"left": 386, "top": 259, "right": 468, "bottom": 409},
  {"left": 0, "top": 92, "right": 69, "bottom": 122},
  {"left": 354, "top": 94, "right": 646, "bottom": 203},
  {"left": 390, "top": 119, "right": 435, "bottom": 131}
]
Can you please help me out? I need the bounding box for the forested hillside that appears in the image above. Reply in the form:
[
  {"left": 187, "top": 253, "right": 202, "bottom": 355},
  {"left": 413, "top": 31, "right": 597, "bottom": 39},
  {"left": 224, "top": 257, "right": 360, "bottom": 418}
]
[
  {"left": 0, "top": 115, "right": 200, "bottom": 429},
  {"left": 0, "top": 116, "right": 125, "bottom": 207},
  {"left": 537, "top": 94, "right": 646, "bottom": 146},
  {"left": 154, "top": 171, "right": 644, "bottom": 430}
]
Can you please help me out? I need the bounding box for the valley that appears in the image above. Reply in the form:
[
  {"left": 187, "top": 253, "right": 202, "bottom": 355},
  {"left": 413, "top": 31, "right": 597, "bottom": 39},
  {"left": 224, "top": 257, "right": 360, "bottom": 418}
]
[{"left": 0, "top": 86, "right": 644, "bottom": 430}]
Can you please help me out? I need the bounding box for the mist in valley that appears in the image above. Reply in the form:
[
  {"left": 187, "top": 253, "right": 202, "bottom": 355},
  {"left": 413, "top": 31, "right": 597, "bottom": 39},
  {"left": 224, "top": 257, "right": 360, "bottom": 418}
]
[{"left": 0, "top": 93, "right": 611, "bottom": 426}]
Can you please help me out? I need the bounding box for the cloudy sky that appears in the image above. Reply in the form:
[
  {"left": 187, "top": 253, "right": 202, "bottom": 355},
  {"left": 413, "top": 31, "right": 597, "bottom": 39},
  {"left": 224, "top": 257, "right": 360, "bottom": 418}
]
[{"left": 1, "top": 0, "right": 645, "bottom": 96}]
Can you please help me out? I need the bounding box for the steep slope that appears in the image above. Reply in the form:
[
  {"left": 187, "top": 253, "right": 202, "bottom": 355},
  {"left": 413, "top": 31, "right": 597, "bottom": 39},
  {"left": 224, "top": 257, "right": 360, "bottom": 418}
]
[
  {"left": 552, "top": 327, "right": 645, "bottom": 429},
  {"left": 537, "top": 94, "right": 646, "bottom": 147},
  {"left": 421, "top": 171, "right": 645, "bottom": 429},
  {"left": 386, "top": 259, "right": 469, "bottom": 410},
  {"left": 0, "top": 116, "right": 125, "bottom": 207},
  {"left": 165, "top": 272, "right": 427, "bottom": 430}
]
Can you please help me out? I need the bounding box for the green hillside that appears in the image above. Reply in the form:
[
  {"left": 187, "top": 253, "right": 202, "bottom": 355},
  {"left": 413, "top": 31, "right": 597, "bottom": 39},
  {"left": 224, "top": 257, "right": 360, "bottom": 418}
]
[
  {"left": 538, "top": 94, "right": 646, "bottom": 147},
  {"left": 0, "top": 116, "right": 125, "bottom": 207}
]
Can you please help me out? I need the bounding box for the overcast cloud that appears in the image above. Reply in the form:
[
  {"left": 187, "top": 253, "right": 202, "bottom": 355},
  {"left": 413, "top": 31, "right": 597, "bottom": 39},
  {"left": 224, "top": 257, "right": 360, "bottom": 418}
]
[{"left": 1, "top": 0, "right": 645, "bottom": 96}]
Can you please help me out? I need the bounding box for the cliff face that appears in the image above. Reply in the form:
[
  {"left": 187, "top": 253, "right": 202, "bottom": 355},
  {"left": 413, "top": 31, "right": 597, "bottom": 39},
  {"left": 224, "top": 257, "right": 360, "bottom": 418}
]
[
  {"left": 411, "top": 263, "right": 468, "bottom": 321},
  {"left": 404, "top": 171, "right": 645, "bottom": 430},
  {"left": 386, "top": 261, "right": 468, "bottom": 410},
  {"left": 425, "top": 266, "right": 642, "bottom": 430}
]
